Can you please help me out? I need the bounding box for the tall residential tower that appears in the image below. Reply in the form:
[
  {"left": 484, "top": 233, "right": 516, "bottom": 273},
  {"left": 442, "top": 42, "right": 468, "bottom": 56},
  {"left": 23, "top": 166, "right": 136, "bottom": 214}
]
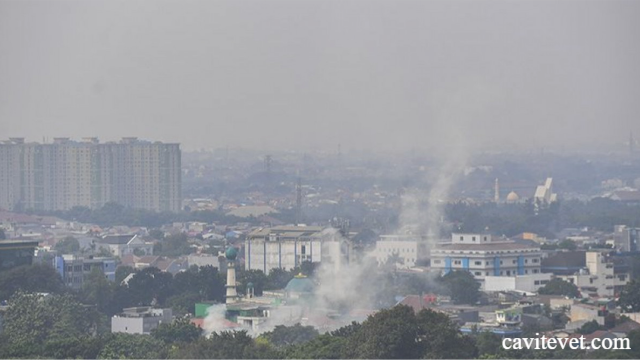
[{"left": 0, "top": 137, "right": 181, "bottom": 212}]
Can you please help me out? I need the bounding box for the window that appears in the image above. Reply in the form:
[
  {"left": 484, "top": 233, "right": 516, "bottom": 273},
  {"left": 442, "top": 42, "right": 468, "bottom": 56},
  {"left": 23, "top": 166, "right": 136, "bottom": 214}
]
[
  {"left": 475, "top": 261, "right": 482, "bottom": 265},
  {"left": 433, "top": 260, "right": 441, "bottom": 264},
  {"left": 512, "top": 260, "right": 517, "bottom": 264},
  {"left": 532, "top": 258, "right": 539, "bottom": 263},
  {"left": 483, "top": 236, "right": 488, "bottom": 241},
  {"left": 474, "top": 272, "right": 481, "bottom": 276},
  {"left": 454, "top": 260, "right": 461, "bottom": 265},
  {"left": 534, "top": 281, "right": 540, "bottom": 285},
  {"left": 533, "top": 269, "right": 539, "bottom": 274},
  {"left": 472, "top": 236, "right": 476, "bottom": 241},
  {"left": 460, "top": 236, "right": 463, "bottom": 241}
]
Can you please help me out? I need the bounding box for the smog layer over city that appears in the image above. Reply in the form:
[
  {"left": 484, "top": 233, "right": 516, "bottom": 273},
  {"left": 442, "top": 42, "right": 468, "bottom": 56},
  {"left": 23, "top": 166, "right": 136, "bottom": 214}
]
[{"left": 1, "top": 0, "right": 640, "bottom": 359}]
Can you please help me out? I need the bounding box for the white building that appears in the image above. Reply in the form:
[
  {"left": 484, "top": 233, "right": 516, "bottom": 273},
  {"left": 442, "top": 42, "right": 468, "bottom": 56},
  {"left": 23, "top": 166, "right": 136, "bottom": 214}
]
[
  {"left": 430, "top": 233, "right": 542, "bottom": 282},
  {"left": 53, "top": 254, "right": 116, "bottom": 290},
  {"left": 97, "top": 234, "right": 154, "bottom": 257},
  {"left": 534, "top": 177, "right": 558, "bottom": 206},
  {"left": 245, "top": 226, "right": 351, "bottom": 274},
  {"left": 483, "top": 273, "right": 553, "bottom": 293},
  {"left": 373, "top": 235, "right": 429, "bottom": 269},
  {"left": 559, "top": 251, "right": 630, "bottom": 297},
  {"left": 111, "top": 307, "right": 172, "bottom": 334}
]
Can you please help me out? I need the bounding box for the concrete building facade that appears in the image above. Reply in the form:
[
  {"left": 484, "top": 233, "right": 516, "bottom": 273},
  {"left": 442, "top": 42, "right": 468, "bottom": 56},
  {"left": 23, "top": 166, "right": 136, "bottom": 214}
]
[
  {"left": 97, "top": 234, "right": 154, "bottom": 257},
  {"left": 430, "top": 233, "right": 542, "bottom": 282},
  {"left": 53, "top": 254, "right": 116, "bottom": 289},
  {"left": 0, "top": 137, "right": 181, "bottom": 212},
  {"left": 559, "top": 251, "right": 630, "bottom": 297},
  {"left": 373, "top": 235, "right": 429, "bottom": 268},
  {"left": 483, "top": 273, "right": 553, "bottom": 293},
  {"left": 245, "top": 226, "right": 351, "bottom": 274},
  {"left": 111, "top": 307, "right": 172, "bottom": 334},
  {"left": 612, "top": 225, "right": 639, "bottom": 253}
]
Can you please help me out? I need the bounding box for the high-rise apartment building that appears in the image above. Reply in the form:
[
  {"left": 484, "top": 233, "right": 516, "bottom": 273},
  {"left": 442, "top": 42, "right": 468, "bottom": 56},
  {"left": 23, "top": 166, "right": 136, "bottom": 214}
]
[{"left": 0, "top": 137, "right": 181, "bottom": 212}]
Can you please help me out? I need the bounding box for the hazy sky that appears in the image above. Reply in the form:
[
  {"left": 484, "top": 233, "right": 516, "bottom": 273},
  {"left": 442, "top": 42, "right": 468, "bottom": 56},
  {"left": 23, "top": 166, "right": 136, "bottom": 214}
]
[{"left": 1, "top": 0, "right": 639, "bottom": 152}]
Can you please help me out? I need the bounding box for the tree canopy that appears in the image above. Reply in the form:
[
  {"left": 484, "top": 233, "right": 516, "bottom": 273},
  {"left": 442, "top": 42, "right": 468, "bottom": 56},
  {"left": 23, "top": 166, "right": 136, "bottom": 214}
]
[
  {"left": 438, "top": 270, "right": 481, "bottom": 305},
  {"left": 538, "top": 278, "right": 580, "bottom": 298},
  {"left": 619, "top": 279, "right": 640, "bottom": 312}
]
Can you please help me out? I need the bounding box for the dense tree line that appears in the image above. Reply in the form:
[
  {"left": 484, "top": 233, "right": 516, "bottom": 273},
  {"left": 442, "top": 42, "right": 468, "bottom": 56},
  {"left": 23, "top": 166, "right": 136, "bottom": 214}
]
[
  {"left": 25, "top": 202, "right": 258, "bottom": 228},
  {"left": 444, "top": 198, "right": 640, "bottom": 238}
]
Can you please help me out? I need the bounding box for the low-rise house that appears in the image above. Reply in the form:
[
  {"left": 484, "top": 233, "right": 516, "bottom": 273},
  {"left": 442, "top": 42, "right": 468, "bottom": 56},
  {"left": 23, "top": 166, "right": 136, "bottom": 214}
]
[
  {"left": 111, "top": 306, "right": 172, "bottom": 335},
  {"left": 53, "top": 254, "right": 116, "bottom": 289},
  {"left": 98, "top": 234, "right": 154, "bottom": 257},
  {"left": 570, "top": 303, "right": 609, "bottom": 326},
  {"left": 610, "top": 320, "right": 640, "bottom": 338}
]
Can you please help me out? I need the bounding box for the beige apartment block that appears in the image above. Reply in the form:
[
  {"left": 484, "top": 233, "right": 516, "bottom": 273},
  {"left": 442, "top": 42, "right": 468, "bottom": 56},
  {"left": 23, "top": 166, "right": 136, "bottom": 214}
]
[{"left": 0, "top": 137, "right": 181, "bottom": 212}]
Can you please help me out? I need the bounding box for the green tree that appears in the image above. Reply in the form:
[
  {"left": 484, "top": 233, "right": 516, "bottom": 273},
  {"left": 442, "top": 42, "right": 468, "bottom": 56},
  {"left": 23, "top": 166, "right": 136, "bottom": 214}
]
[
  {"left": 267, "top": 268, "right": 296, "bottom": 290},
  {"left": 577, "top": 319, "right": 603, "bottom": 334},
  {"left": 416, "top": 308, "right": 477, "bottom": 358},
  {"left": 261, "top": 323, "right": 319, "bottom": 348},
  {"left": 0, "top": 263, "right": 65, "bottom": 301},
  {"left": 155, "top": 233, "right": 193, "bottom": 257},
  {"left": 475, "top": 331, "right": 502, "bottom": 357},
  {"left": 284, "top": 334, "right": 346, "bottom": 359},
  {"left": 438, "top": 270, "right": 481, "bottom": 305},
  {"left": 151, "top": 316, "right": 202, "bottom": 344},
  {"left": 115, "top": 265, "right": 135, "bottom": 283},
  {"left": 98, "top": 333, "right": 167, "bottom": 359},
  {"left": 43, "top": 335, "right": 105, "bottom": 359},
  {"left": 538, "top": 278, "right": 580, "bottom": 298},
  {"left": 558, "top": 239, "right": 578, "bottom": 251},
  {"left": 236, "top": 269, "right": 269, "bottom": 296},
  {"left": 2, "top": 292, "right": 96, "bottom": 357},
  {"left": 123, "top": 267, "right": 174, "bottom": 306},
  {"left": 149, "top": 229, "right": 165, "bottom": 240},
  {"left": 81, "top": 266, "right": 117, "bottom": 318},
  {"left": 54, "top": 236, "right": 81, "bottom": 253},
  {"left": 344, "top": 305, "right": 421, "bottom": 359},
  {"left": 170, "top": 330, "right": 279, "bottom": 359},
  {"left": 619, "top": 279, "right": 640, "bottom": 312}
]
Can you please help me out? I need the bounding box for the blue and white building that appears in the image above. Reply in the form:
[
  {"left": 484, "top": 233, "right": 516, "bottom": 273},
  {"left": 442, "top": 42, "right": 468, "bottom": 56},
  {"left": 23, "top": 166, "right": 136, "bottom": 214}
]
[
  {"left": 430, "top": 233, "right": 542, "bottom": 282},
  {"left": 53, "top": 254, "right": 116, "bottom": 289}
]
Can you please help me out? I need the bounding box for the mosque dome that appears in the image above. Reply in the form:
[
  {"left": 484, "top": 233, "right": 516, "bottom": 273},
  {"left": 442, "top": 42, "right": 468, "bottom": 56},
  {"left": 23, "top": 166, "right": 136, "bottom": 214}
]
[
  {"left": 285, "top": 274, "right": 315, "bottom": 294},
  {"left": 506, "top": 191, "right": 520, "bottom": 202},
  {"left": 225, "top": 247, "right": 238, "bottom": 260}
]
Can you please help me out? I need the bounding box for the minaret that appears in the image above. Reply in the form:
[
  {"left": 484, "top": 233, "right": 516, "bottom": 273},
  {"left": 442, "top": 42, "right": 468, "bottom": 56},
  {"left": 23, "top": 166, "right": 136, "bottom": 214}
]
[
  {"left": 494, "top": 178, "right": 500, "bottom": 203},
  {"left": 225, "top": 247, "right": 239, "bottom": 304}
]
